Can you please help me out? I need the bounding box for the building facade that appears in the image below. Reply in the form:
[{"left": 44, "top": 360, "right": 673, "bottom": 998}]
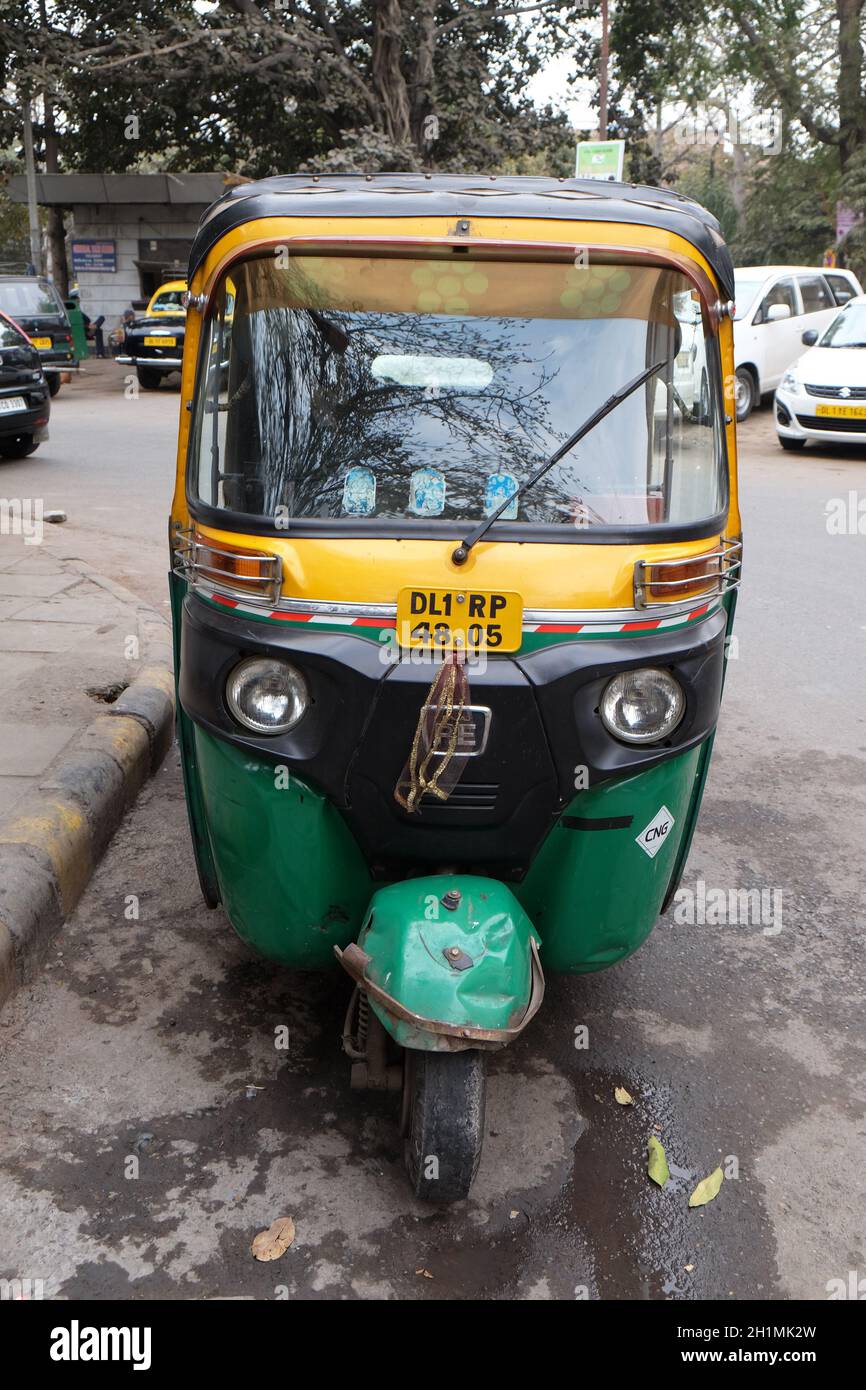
[{"left": 9, "top": 172, "right": 227, "bottom": 327}]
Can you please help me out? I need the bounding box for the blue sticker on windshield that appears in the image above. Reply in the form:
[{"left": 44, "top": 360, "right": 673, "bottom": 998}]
[
  {"left": 484, "top": 471, "right": 519, "bottom": 520},
  {"left": 409, "top": 468, "right": 446, "bottom": 516},
  {"left": 342, "top": 466, "right": 376, "bottom": 516}
]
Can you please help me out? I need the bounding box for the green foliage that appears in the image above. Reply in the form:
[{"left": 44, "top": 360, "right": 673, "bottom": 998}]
[
  {"left": 0, "top": 1, "right": 573, "bottom": 178},
  {"left": 728, "top": 153, "right": 837, "bottom": 266}
]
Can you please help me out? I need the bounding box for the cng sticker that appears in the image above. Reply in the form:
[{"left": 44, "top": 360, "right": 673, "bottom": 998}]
[{"left": 636, "top": 806, "right": 675, "bottom": 859}]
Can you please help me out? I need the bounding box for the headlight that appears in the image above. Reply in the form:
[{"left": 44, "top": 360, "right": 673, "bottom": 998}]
[
  {"left": 226, "top": 657, "right": 309, "bottom": 734},
  {"left": 780, "top": 370, "right": 799, "bottom": 393},
  {"left": 600, "top": 667, "right": 685, "bottom": 744}
]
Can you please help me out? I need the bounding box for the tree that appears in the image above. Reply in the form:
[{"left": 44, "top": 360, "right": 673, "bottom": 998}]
[{"left": 0, "top": 2, "right": 575, "bottom": 178}]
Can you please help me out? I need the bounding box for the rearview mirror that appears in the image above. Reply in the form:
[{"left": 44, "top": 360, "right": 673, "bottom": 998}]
[
  {"left": 766, "top": 303, "right": 792, "bottom": 322},
  {"left": 801, "top": 329, "right": 819, "bottom": 346}
]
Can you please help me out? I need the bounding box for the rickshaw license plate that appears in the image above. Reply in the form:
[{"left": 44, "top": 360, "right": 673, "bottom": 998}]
[
  {"left": 144, "top": 336, "right": 176, "bottom": 347},
  {"left": 396, "top": 587, "right": 523, "bottom": 651},
  {"left": 31, "top": 337, "right": 51, "bottom": 349},
  {"left": 816, "top": 403, "right": 866, "bottom": 418}
]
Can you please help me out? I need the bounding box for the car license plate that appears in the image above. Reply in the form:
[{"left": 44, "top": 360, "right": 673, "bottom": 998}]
[
  {"left": 815, "top": 403, "right": 866, "bottom": 418},
  {"left": 144, "top": 336, "right": 176, "bottom": 347},
  {"left": 0, "top": 396, "right": 26, "bottom": 414},
  {"left": 396, "top": 587, "right": 523, "bottom": 652},
  {"left": 30, "top": 337, "right": 51, "bottom": 349}
]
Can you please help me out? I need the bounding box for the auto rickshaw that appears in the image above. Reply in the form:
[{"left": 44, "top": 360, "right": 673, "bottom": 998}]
[{"left": 169, "top": 174, "right": 741, "bottom": 1201}]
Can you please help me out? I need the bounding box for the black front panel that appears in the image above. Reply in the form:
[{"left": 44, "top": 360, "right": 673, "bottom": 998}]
[
  {"left": 178, "top": 590, "right": 727, "bottom": 879},
  {"left": 345, "top": 656, "right": 559, "bottom": 876}
]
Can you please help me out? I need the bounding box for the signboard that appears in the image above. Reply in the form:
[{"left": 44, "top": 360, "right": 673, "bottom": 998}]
[
  {"left": 576, "top": 140, "right": 625, "bottom": 182},
  {"left": 71, "top": 239, "right": 117, "bottom": 273}
]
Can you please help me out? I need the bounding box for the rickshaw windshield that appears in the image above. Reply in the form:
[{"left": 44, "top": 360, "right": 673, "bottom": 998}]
[{"left": 190, "top": 252, "right": 725, "bottom": 531}]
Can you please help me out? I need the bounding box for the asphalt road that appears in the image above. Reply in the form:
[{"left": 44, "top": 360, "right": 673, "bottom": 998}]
[{"left": 0, "top": 369, "right": 864, "bottom": 1301}]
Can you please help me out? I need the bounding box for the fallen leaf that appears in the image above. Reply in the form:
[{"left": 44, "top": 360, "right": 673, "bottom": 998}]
[
  {"left": 614, "top": 1086, "right": 634, "bottom": 1106},
  {"left": 509, "top": 1209, "right": 519, "bottom": 1219},
  {"left": 684, "top": 1264, "right": 694, "bottom": 1272},
  {"left": 251, "top": 1216, "right": 295, "bottom": 1261},
  {"left": 689, "top": 1167, "right": 724, "bottom": 1209},
  {"left": 647, "top": 1136, "right": 670, "bottom": 1187},
  {"left": 415, "top": 1268, "right": 434, "bottom": 1279}
]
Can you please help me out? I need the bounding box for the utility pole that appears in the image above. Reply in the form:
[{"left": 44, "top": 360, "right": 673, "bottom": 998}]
[
  {"left": 598, "top": 0, "right": 609, "bottom": 141},
  {"left": 22, "top": 98, "right": 42, "bottom": 274}
]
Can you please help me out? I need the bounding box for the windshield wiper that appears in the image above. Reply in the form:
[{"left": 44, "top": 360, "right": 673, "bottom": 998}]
[{"left": 451, "top": 355, "right": 671, "bottom": 565}]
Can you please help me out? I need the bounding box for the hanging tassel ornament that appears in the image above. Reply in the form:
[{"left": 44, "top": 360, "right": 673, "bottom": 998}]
[{"left": 394, "top": 649, "right": 471, "bottom": 814}]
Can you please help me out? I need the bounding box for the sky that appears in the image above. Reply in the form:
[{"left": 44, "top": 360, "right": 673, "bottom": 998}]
[{"left": 526, "top": 53, "right": 598, "bottom": 132}]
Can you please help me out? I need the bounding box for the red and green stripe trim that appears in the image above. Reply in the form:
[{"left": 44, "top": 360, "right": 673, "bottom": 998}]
[{"left": 198, "top": 591, "right": 720, "bottom": 649}]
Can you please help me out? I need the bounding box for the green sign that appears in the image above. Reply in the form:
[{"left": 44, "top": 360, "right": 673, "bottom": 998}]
[{"left": 576, "top": 140, "right": 625, "bottom": 182}]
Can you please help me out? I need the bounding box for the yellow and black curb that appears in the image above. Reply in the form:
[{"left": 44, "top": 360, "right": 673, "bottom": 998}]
[{"left": 0, "top": 665, "right": 175, "bottom": 1012}]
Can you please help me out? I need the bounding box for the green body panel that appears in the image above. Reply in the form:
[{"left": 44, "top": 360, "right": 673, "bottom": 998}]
[
  {"left": 657, "top": 589, "right": 738, "bottom": 912},
  {"left": 359, "top": 876, "right": 538, "bottom": 1051},
  {"left": 193, "top": 725, "right": 374, "bottom": 968},
  {"left": 517, "top": 745, "right": 703, "bottom": 972},
  {"left": 170, "top": 573, "right": 221, "bottom": 906},
  {"left": 174, "top": 579, "right": 727, "bottom": 980}
]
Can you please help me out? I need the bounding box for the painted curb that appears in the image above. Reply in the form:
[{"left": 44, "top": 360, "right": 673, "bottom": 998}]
[{"left": 0, "top": 665, "right": 175, "bottom": 1012}]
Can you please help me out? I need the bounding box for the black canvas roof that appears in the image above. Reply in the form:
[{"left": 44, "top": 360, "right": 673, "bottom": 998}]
[{"left": 189, "top": 173, "right": 734, "bottom": 298}]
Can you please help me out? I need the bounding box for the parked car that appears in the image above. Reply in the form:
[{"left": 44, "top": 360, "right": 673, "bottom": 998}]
[
  {"left": 733, "top": 265, "right": 863, "bottom": 421},
  {"left": 0, "top": 275, "right": 77, "bottom": 397},
  {"left": 775, "top": 293, "right": 866, "bottom": 450},
  {"left": 115, "top": 280, "right": 187, "bottom": 390},
  {"left": 0, "top": 310, "right": 50, "bottom": 459}
]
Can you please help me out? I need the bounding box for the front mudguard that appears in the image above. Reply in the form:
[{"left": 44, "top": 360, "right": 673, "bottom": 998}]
[{"left": 335, "top": 875, "right": 544, "bottom": 1053}]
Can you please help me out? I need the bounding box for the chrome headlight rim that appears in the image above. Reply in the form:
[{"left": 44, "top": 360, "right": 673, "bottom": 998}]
[
  {"left": 225, "top": 656, "right": 309, "bottom": 735},
  {"left": 599, "top": 666, "right": 686, "bottom": 746}
]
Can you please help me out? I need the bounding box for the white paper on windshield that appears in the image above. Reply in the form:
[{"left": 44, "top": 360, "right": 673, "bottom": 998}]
[{"left": 371, "top": 355, "right": 493, "bottom": 390}]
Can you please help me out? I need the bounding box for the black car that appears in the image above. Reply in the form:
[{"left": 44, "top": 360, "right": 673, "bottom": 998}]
[
  {"left": 0, "top": 312, "right": 50, "bottom": 459},
  {"left": 116, "top": 305, "right": 185, "bottom": 390},
  {"left": 0, "top": 276, "right": 76, "bottom": 397}
]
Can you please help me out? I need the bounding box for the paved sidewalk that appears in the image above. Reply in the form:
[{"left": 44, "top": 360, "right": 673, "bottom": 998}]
[{"left": 0, "top": 532, "right": 172, "bottom": 821}]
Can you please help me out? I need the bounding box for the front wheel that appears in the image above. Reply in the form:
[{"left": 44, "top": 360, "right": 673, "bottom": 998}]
[
  {"left": 136, "top": 366, "right": 162, "bottom": 391},
  {"left": 404, "top": 1048, "right": 486, "bottom": 1203},
  {"left": 734, "top": 367, "right": 756, "bottom": 422},
  {"left": 0, "top": 434, "right": 38, "bottom": 460}
]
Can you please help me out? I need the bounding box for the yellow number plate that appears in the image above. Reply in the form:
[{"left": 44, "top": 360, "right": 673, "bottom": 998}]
[
  {"left": 31, "top": 337, "right": 52, "bottom": 349},
  {"left": 144, "top": 336, "right": 177, "bottom": 347},
  {"left": 816, "top": 403, "right": 866, "bottom": 418},
  {"left": 396, "top": 587, "right": 523, "bottom": 652}
]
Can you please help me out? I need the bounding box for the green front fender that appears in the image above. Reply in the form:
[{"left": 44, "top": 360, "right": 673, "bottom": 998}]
[{"left": 341, "top": 876, "right": 542, "bottom": 1053}]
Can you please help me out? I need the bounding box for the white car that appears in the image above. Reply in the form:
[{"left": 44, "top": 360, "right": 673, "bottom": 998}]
[
  {"left": 733, "top": 265, "right": 862, "bottom": 421},
  {"left": 774, "top": 293, "right": 866, "bottom": 450}
]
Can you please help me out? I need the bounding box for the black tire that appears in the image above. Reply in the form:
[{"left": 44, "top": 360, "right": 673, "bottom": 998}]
[
  {"left": 0, "top": 434, "right": 38, "bottom": 460},
  {"left": 404, "top": 1048, "right": 486, "bottom": 1203},
  {"left": 734, "top": 367, "right": 756, "bottom": 422},
  {"left": 779, "top": 435, "right": 806, "bottom": 451},
  {"left": 46, "top": 374, "right": 61, "bottom": 397},
  {"left": 136, "top": 366, "right": 162, "bottom": 391}
]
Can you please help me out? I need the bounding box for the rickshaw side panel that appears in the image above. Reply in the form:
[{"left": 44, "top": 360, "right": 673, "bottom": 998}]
[
  {"left": 169, "top": 573, "right": 220, "bottom": 908},
  {"left": 192, "top": 725, "right": 373, "bottom": 968},
  {"left": 516, "top": 745, "right": 703, "bottom": 972}
]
